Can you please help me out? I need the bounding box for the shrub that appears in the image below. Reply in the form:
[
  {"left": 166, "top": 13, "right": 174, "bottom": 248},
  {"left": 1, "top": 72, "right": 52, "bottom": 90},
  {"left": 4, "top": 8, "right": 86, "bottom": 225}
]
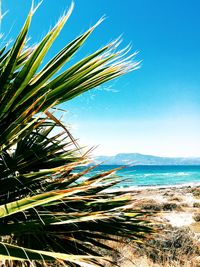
[
  {"left": 162, "top": 202, "right": 178, "bottom": 211},
  {"left": 191, "top": 188, "right": 200, "bottom": 198},
  {"left": 168, "top": 196, "right": 183, "bottom": 202},
  {"left": 193, "top": 202, "right": 200, "bottom": 208},
  {"left": 193, "top": 213, "right": 200, "bottom": 222},
  {"left": 139, "top": 200, "right": 162, "bottom": 212},
  {"left": 135, "top": 226, "right": 200, "bottom": 265}
]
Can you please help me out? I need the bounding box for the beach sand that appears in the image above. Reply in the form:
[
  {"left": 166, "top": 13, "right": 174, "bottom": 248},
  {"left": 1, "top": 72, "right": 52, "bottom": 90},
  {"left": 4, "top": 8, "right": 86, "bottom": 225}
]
[
  {"left": 105, "top": 185, "right": 200, "bottom": 267},
  {"left": 131, "top": 185, "right": 200, "bottom": 227}
]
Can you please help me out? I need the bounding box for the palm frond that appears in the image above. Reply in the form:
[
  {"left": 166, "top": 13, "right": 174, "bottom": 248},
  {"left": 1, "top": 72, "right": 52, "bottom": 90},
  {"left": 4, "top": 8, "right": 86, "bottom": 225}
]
[{"left": 0, "top": 2, "right": 153, "bottom": 266}]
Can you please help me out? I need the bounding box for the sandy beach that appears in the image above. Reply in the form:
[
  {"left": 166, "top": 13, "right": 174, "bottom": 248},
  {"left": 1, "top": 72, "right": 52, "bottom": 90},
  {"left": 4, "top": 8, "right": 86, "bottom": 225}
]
[
  {"left": 105, "top": 184, "right": 200, "bottom": 267},
  {"left": 130, "top": 185, "right": 200, "bottom": 228}
]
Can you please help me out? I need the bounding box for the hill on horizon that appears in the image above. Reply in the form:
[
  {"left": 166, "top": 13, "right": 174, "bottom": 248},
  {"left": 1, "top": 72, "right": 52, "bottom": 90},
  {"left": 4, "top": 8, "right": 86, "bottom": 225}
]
[{"left": 94, "top": 153, "right": 200, "bottom": 165}]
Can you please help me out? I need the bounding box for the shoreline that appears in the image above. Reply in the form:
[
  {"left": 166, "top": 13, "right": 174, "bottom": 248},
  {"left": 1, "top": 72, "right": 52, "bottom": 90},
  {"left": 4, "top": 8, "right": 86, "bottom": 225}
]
[{"left": 112, "top": 181, "right": 200, "bottom": 192}]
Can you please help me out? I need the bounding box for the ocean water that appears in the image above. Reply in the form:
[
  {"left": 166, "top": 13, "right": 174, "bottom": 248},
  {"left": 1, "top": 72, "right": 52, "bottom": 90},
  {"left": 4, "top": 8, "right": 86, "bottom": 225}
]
[{"left": 87, "top": 165, "right": 200, "bottom": 188}]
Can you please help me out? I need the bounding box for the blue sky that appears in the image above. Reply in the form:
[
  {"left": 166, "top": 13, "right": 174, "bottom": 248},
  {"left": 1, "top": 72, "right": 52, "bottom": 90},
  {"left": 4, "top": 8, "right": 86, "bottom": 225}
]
[{"left": 2, "top": 0, "right": 200, "bottom": 157}]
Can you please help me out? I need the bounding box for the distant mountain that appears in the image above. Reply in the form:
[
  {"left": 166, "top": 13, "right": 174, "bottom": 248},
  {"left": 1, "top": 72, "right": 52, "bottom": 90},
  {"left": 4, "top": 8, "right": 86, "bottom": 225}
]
[{"left": 94, "top": 153, "right": 200, "bottom": 165}]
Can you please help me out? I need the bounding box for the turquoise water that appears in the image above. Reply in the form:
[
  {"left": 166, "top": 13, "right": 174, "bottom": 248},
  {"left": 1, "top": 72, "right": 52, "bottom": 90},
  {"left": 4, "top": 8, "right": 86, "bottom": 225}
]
[{"left": 87, "top": 165, "right": 200, "bottom": 187}]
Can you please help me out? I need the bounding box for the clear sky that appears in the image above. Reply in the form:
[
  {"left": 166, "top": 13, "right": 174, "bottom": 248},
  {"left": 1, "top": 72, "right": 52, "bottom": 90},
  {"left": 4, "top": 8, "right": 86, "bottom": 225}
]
[{"left": 2, "top": 0, "right": 200, "bottom": 157}]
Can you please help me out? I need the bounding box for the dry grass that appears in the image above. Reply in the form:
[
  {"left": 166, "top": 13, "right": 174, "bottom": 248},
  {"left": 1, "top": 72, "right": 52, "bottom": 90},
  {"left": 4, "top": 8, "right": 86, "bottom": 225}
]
[
  {"left": 191, "top": 188, "right": 200, "bottom": 198},
  {"left": 103, "top": 226, "right": 200, "bottom": 267},
  {"left": 168, "top": 196, "right": 184, "bottom": 202},
  {"left": 103, "top": 190, "right": 200, "bottom": 266},
  {"left": 137, "top": 226, "right": 200, "bottom": 264},
  {"left": 139, "top": 200, "right": 163, "bottom": 211},
  {"left": 137, "top": 200, "right": 183, "bottom": 212},
  {"left": 102, "top": 187, "right": 200, "bottom": 266},
  {"left": 190, "top": 222, "right": 200, "bottom": 233},
  {"left": 193, "top": 202, "right": 200, "bottom": 208}
]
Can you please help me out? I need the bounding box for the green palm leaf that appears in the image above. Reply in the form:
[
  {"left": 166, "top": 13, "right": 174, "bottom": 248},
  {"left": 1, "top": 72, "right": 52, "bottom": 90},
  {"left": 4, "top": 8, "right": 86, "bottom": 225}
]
[{"left": 0, "top": 242, "right": 101, "bottom": 267}]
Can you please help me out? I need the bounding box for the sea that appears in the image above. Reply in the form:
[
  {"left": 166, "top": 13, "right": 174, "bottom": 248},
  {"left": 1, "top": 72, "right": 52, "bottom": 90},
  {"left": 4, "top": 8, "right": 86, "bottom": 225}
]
[{"left": 86, "top": 165, "right": 200, "bottom": 188}]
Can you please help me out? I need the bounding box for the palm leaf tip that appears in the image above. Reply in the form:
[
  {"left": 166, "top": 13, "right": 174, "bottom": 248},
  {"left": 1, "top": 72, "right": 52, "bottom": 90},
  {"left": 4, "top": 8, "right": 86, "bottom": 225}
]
[{"left": 31, "top": 0, "right": 43, "bottom": 14}]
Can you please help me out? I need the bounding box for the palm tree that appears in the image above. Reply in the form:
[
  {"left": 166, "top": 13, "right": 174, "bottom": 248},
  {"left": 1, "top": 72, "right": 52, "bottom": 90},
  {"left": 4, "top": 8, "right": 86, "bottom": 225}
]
[{"left": 0, "top": 2, "right": 153, "bottom": 266}]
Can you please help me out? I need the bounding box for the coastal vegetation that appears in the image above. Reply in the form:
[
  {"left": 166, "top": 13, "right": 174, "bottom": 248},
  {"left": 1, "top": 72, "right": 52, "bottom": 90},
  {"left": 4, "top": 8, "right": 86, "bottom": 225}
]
[
  {"left": 0, "top": 2, "right": 153, "bottom": 266},
  {"left": 104, "top": 186, "right": 200, "bottom": 266}
]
